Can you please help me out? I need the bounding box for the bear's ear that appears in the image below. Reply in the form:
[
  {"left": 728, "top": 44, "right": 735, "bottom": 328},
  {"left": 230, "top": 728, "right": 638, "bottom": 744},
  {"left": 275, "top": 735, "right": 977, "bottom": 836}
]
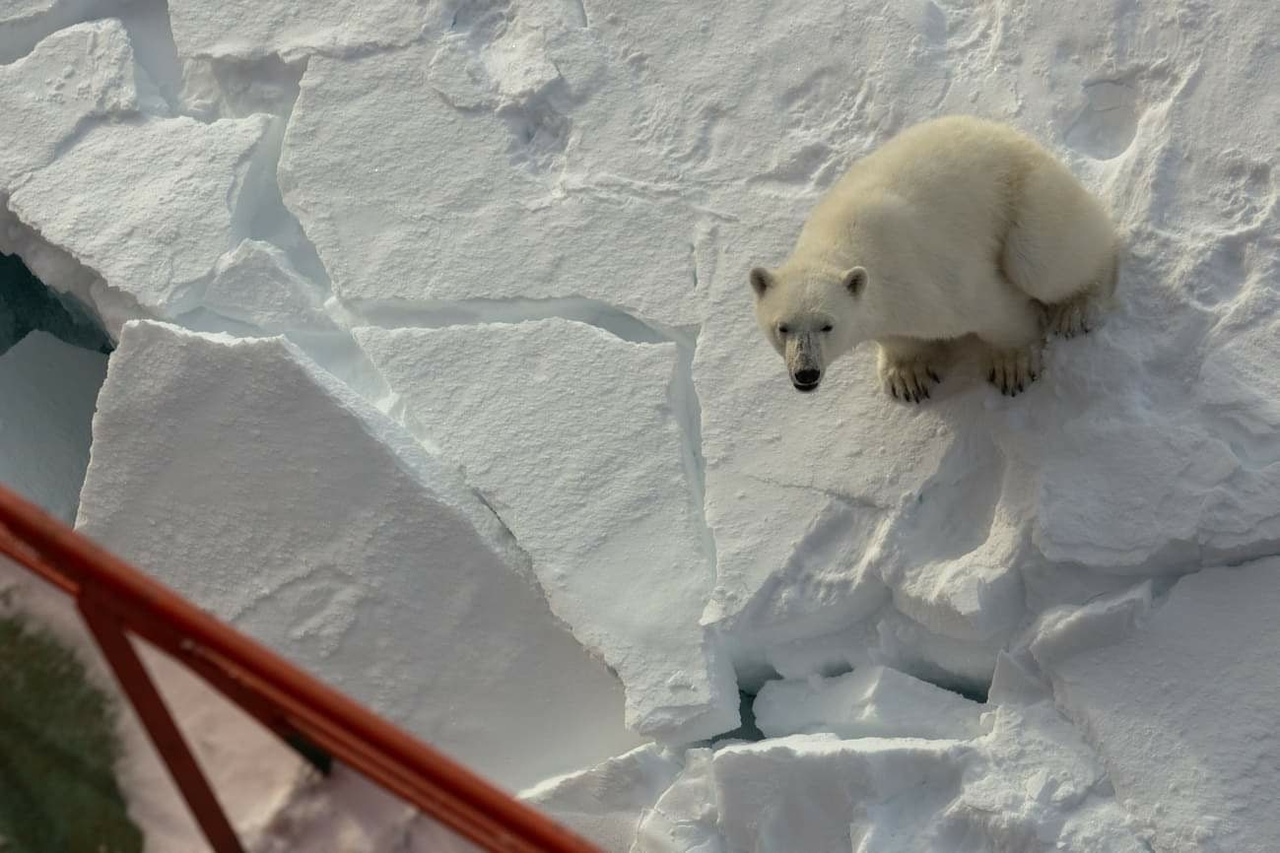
[
  {"left": 749, "top": 267, "right": 775, "bottom": 298},
  {"left": 842, "top": 267, "right": 867, "bottom": 296}
]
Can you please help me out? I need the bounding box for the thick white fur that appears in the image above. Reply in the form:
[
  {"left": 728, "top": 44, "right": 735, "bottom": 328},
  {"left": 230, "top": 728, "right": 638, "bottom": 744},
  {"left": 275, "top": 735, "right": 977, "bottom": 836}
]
[{"left": 750, "top": 115, "right": 1118, "bottom": 400}]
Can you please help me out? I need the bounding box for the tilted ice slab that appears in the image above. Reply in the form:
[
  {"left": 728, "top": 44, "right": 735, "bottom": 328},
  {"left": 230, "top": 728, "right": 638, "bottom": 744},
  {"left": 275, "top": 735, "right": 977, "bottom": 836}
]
[
  {"left": 691, "top": 0, "right": 1280, "bottom": 688},
  {"left": 76, "top": 320, "right": 642, "bottom": 790},
  {"left": 0, "top": 332, "right": 106, "bottom": 523},
  {"left": 8, "top": 114, "right": 274, "bottom": 324},
  {"left": 168, "top": 0, "right": 430, "bottom": 61},
  {"left": 279, "top": 39, "right": 707, "bottom": 328},
  {"left": 753, "top": 665, "right": 985, "bottom": 741},
  {"left": 1032, "top": 562, "right": 1280, "bottom": 852},
  {"left": 0, "top": 20, "right": 137, "bottom": 186},
  {"left": 709, "top": 735, "right": 966, "bottom": 853},
  {"left": 0, "top": 0, "right": 118, "bottom": 63},
  {"left": 354, "top": 321, "right": 739, "bottom": 741},
  {"left": 520, "top": 744, "right": 683, "bottom": 853},
  {"left": 197, "top": 239, "right": 335, "bottom": 334},
  {"left": 629, "top": 702, "right": 1146, "bottom": 853}
]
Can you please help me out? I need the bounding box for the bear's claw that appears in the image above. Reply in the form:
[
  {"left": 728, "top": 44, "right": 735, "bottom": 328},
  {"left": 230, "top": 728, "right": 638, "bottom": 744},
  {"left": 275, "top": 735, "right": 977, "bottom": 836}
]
[
  {"left": 880, "top": 358, "right": 943, "bottom": 404},
  {"left": 1043, "top": 293, "right": 1094, "bottom": 339},
  {"left": 985, "top": 344, "right": 1043, "bottom": 397}
]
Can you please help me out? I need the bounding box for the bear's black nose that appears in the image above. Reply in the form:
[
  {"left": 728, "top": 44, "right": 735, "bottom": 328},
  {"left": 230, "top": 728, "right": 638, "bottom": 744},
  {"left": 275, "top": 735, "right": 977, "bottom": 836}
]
[{"left": 793, "top": 368, "right": 821, "bottom": 390}]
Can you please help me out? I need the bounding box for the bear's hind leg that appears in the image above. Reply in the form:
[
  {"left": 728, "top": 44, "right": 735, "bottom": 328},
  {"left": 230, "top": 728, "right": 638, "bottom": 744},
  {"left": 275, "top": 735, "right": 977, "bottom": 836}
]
[
  {"left": 1042, "top": 250, "right": 1118, "bottom": 339},
  {"left": 1001, "top": 157, "right": 1118, "bottom": 324},
  {"left": 876, "top": 337, "right": 948, "bottom": 403}
]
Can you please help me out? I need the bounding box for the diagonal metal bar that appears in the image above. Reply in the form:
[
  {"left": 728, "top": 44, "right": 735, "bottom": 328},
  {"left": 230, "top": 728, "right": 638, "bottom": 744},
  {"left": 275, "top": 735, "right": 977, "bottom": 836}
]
[{"left": 78, "top": 595, "right": 246, "bottom": 853}]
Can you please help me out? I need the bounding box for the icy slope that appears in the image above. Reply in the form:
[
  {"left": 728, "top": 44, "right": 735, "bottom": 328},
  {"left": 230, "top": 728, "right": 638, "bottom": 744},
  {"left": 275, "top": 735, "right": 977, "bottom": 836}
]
[{"left": 0, "top": 0, "right": 1278, "bottom": 849}]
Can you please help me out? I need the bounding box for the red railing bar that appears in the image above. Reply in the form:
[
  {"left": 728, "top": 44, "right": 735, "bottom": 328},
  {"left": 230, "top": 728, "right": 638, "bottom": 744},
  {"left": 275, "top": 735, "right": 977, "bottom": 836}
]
[
  {"left": 0, "top": 520, "right": 77, "bottom": 595},
  {"left": 78, "top": 595, "right": 246, "bottom": 853},
  {"left": 0, "top": 485, "right": 603, "bottom": 853}
]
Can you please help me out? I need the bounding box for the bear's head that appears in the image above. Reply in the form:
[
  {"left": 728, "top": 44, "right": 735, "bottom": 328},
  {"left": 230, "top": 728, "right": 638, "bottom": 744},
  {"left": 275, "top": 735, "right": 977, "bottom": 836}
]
[{"left": 748, "top": 262, "right": 868, "bottom": 392}]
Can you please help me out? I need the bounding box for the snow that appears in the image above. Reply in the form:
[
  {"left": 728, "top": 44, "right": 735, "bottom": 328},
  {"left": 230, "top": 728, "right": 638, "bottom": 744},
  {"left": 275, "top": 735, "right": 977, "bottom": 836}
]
[
  {"left": 354, "top": 321, "right": 738, "bottom": 741},
  {"left": 1032, "top": 562, "right": 1280, "bottom": 852},
  {"left": 631, "top": 748, "right": 720, "bottom": 853},
  {"left": 167, "top": 0, "right": 429, "bottom": 61},
  {"left": 0, "top": 0, "right": 115, "bottom": 63},
  {"left": 76, "top": 320, "right": 642, "bottom": 791},
  {"left": 7, "top": 115, "right": 273, "bottom": 323},
  {"left": 199, "top": 239, "right": 335, "bottom": 334},
  {"left": 278, "top": 44, "right": 706, "bottom": 328},
  {"left": 630, "top": 701, "right": 1148, "bottom": 853},
  {"left": 0, "top": 331, "right": 105, "bottom": 522},
  {"left": 520, "top": 745, "right": 683, "bottom": 853},
  {"left": 0, "top": 19, "right": 137, "bottom": 185},
  {"left": 753, "top": 666, "right": 985, "bottom": 741},
  {"left": 0, "top": 0, "right": 1278, "bottom": 849}
]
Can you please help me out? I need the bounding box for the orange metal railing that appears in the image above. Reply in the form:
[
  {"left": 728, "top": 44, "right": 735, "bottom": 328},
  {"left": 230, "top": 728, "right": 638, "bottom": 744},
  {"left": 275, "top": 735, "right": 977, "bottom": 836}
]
[{"left": 0, "top": 484, "right": 603, "bottom": 853}]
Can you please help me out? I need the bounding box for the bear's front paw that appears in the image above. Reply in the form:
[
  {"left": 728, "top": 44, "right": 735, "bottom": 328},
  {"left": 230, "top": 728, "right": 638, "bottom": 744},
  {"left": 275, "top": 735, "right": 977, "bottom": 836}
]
[
  {"left": 879, "top": 358, "right": 942, "bottom": 404},
  {"left": 985, "top": 345, "right": 1043, "bottom": 397}
]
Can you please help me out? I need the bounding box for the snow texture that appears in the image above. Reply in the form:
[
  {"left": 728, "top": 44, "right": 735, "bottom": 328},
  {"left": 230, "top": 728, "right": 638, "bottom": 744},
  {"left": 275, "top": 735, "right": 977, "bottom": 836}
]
[
  {"left": 0, "top": 331, "right": 105, "bottom": 522},
  {"left": 753, "top": 665, "right": 985, "bottom": 741},
  {"left": 520, "top": 744, "right": 683, "bottom": 853},
  {"left": 199, "top": 239, "right": 335, "bottom": 334},
  {"left": 278, "top": 43, "right": 707, "bottom": 327},
  {"left": 8, "top": 115, "right": 273, "bottom": 321},
  {"left": 354, "top": 321, "right": 738, "bottom": 741},
  {"left": 0, "top": 19, "right": 137, "bottom": 185},
  {"left": 633, "top": 702, "right": 1147, "bottom": 853},
  {"left": 1033, "top": 562, "right": 1280, "bottom": 852},
  {"left": 0, "top": 0, "right": 117, "bottom": 63},
  {"left": 1, "top": 0, "right": 1279, "bottom": 847},
  {"left": 76, "top": 320, "right": 642, "bottom": 791},
  {"left": 167, "top": 0, "right": 430, "bottom": 61}
]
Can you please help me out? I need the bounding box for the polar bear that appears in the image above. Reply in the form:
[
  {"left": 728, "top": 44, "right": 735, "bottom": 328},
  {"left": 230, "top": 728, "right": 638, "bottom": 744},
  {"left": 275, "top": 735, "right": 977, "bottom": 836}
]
[{"left": 749, "top": 115, "right": 1118, "bottom": 400}]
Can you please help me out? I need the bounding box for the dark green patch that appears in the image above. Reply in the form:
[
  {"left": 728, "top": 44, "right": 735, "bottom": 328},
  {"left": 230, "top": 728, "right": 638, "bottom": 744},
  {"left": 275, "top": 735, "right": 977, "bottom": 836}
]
[
  {"left": 0, "top": 612, "right": 143, "bottom": 853},
  {"left": 0, "top": 252, "right": 112, "bottom": 357}
]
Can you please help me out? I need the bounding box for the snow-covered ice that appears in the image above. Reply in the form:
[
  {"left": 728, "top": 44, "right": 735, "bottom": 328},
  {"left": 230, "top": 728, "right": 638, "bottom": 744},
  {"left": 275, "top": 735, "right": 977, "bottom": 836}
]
[
  {"left": 354, "top": 321, "right": 738, "bottom": 741},
  {"left": 753, "top": 665, "right": 985, "bottom": 741},
  {"left": 633, "top": 699, "right": 1148, "bottom": 853},
  {"left": 1, "top": 0, "right": 1279, "bottom": 848},
  {"left": 0, "top": 0, "right": 117, "bottom": 63},
  {"left": 76, "top": 320, "right": 641, "bottom": 790},
  {"left": 199, "top": 239, "right": 335, "bottom": 334},
  {"left": 521, "top": 745, "right": 683, "bottom": 853},
  {"left": 0, "top": 19, "right": 137, "bottom": 185},
  {"left": 1032, "top": 562, "right": 1280, "bottom": 852},
  {"left": 167, "top": 0, "right": 429, "bottom": 61},
  {"left": 278, "top": 43, "right": 707, "bottom": 327},
  {"left": 8, "top": 116, "right": 273, "bottom": 323}
]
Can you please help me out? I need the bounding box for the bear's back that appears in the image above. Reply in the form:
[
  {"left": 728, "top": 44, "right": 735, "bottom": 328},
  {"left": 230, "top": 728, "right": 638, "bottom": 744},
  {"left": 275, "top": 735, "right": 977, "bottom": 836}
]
[{"left": 800, "top": 116, "right": 1046, "bottom": 257}]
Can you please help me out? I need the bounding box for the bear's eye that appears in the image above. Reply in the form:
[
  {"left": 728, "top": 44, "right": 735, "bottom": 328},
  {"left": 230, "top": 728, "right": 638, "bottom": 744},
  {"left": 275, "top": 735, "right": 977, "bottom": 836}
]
[
  {"left": 821, "top": 323, "right": 834, "bottom": 333},
  {"left": 777, "top": 324, "right": 790, "bottom": 335}
]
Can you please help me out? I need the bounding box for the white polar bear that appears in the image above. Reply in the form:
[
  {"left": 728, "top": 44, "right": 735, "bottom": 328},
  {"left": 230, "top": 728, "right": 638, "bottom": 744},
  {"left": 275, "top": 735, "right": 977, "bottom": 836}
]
[{"left": 749, "top": 115, "right": 1118, "bottom": 400}]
